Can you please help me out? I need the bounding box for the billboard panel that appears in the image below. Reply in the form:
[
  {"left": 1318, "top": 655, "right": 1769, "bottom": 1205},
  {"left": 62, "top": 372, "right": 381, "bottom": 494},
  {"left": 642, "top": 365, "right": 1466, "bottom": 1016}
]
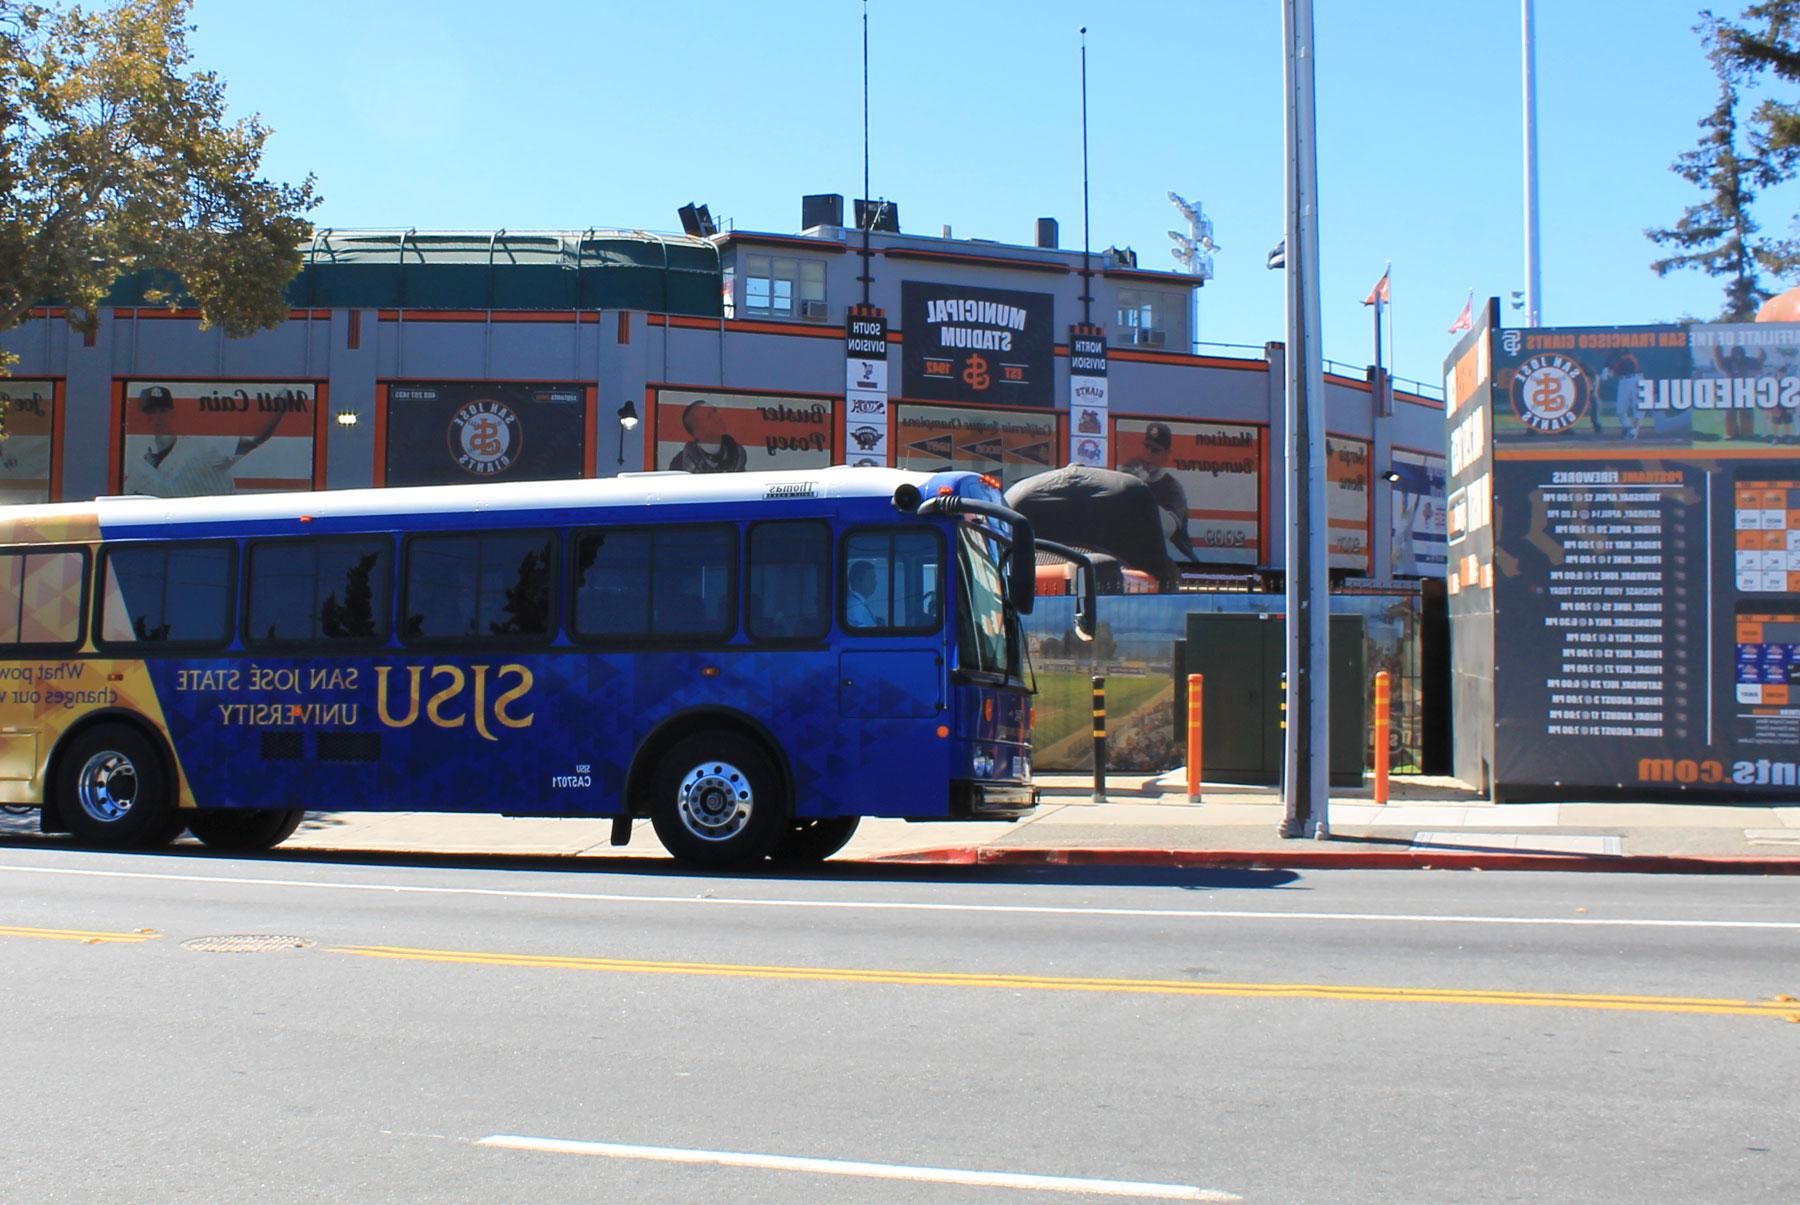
[
  {"left": 653, "top": 388, "right": 834, "bottom": 474},
  {"left": 0, "top": 379, "right": 56, "bottom": 504},
  {"left": 893, "top": 402, "right": 1057, "bottom": 491},
  {"left": 120, "top": 379, "right": 316, "bottom": 498},
  {"left": 385, "top": 381, "right": 587, "bottom": 487},
  {"left": 1326, "top": 435, "right": 1372, "bottom": 573},
  {"left": 1111, "top": 416, "right": 1260, "bottom": 566},
  {"left": 1486, "top": 321, "right": 1800, "bottom": 797},
  {"left": 900, "top": 282, "right": 1055, "bottom": 408},
  {"left": 1389, "top": 448, "right": 1447, "bottom": 577}
]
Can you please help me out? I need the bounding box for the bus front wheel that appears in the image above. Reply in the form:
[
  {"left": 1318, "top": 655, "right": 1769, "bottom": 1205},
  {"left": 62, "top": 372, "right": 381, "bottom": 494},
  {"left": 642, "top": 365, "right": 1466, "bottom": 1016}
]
[
  {"left": 771, "top": 816, "right": 860, "bottom": 865},
  {"left": 55, "top": 723, "right": 175, "bottom": 848},
  {"left": 187, "top": 808, "right": 305, "bottom": 852},
  {"left": 649, "top": 732, "right": 789, "bottom": 868}
]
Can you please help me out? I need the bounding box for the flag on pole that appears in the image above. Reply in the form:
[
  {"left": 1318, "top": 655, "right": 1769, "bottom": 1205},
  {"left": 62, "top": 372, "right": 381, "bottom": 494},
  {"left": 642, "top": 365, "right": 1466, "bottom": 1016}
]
[
  {"left": 1266, "top": 239, "right": 1286, "bottom": 270},
  {"left": 1362, "top": 267, "right": 1390, "bottom": 307},
  {"left": 1447, "top": 290, "right": 1474, "bottom": 334}
]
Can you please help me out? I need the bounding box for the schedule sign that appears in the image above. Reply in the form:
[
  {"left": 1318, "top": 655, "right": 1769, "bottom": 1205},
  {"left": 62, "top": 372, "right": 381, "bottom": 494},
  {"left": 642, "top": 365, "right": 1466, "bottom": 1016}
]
[{"left": 1478, "top": 321, "right": 1800, "bottom": 797}]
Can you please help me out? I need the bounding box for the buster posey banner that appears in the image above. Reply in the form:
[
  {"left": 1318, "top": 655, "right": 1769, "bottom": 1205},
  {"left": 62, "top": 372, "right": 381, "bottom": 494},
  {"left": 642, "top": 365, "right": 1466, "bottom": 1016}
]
[
  {"left": 844, "top": 306, "right": 890, "bottom": 467},
  {"left": 120, "top": 379, "right": 318, "bottom": 498},
  {"left": 653, "top": 388, "right": 835, "bottom": 474},
  {"left": 0, "top": 379, "right": 57, "bottom": 504},
  {"left": 383, "top": 381, "right": 587, "bottom": 487}
]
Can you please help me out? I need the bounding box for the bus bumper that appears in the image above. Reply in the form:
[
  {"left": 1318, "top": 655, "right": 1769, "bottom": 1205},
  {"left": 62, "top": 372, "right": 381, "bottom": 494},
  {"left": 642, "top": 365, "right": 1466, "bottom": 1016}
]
[{"left": 948, "top": 779, "right": 1038, "bottom": 819}]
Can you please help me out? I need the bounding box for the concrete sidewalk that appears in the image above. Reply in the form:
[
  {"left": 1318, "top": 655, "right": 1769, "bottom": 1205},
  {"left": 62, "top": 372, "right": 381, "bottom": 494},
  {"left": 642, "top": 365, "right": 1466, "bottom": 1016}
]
[{"left": 268, "top": 771, "right": 1800, "bottom": 872}]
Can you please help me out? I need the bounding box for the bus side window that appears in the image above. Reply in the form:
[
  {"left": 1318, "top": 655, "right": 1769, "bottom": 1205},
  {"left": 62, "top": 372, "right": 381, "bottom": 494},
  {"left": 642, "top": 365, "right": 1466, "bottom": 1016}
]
[
  {"left": 746, "top": 521, "right": 828, "bottom": 642},
  {"left": 0, "top": 550, "right": 85, "bottom": 648},
  {"left": 247, "top": 538, "right": 391, "bottom": 645},
  {"left": 842, "top": 530, "right": 941, "bottom": 634},
  {"left": 402, "top": 531, "right": 554, "bottom": 642},
  {"left": 99, "top": 543, "right": 233, "bottom": 647},
  {"left": 571, "top": 525, "right": 736, "bottom": 642}
]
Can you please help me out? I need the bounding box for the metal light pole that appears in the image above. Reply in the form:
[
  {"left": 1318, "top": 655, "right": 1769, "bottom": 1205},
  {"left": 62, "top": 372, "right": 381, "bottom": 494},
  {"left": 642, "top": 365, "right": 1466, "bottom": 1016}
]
[
  {"left": 1167, "top": 192, "right": 1217, "bottom": 351},
  {"left": 1522, "top": 0, "right": 1542, "bottom": 326},
  {"left": 1281, "top": 0, "right": 1330, "bottom": 839}
]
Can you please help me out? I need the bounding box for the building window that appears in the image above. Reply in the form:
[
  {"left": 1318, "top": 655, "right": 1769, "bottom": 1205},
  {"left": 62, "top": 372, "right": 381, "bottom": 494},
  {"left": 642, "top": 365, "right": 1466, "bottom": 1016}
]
[
  {"left": 1114, "top": 288, "right": 1178, "bottom": 348},
  {"left": 743, "top": 254, "right": 826, "bottom": 318}
]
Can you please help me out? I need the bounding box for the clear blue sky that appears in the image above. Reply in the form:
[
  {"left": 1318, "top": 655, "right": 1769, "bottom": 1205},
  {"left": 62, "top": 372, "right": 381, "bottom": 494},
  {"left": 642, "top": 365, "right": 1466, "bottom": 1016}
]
[{"left": 190, "top": 0, "right": 1765, "bottom": 389}]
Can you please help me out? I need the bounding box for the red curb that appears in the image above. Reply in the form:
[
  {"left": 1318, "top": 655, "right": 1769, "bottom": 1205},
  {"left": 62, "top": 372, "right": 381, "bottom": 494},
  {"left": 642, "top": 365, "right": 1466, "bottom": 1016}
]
[{"left": 867, "top": 846, "right": 1800, "bottom": 875}]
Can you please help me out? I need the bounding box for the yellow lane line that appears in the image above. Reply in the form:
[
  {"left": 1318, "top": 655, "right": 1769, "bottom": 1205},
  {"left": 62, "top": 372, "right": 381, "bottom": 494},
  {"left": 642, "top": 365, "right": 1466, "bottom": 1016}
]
[
  {"left": 0, "top": 924, "right": 160, "bottom": 944},
  {"left": 329, "top": 945, "right": 1800, "bottom": 1022}
]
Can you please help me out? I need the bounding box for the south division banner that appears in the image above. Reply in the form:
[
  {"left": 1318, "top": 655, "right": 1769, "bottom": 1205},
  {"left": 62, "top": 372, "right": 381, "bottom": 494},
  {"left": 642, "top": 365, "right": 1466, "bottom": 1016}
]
[
  {"left": 900, "top": 281, "right": 1055, "bottom": 408},
  {"left": 1112, "top": 417, "right": 1260, "bottom": 566},
  {"left": 654, "top": 389, "right": 835, "bottom": 474},
  {"left": 386, "top": 381, "right": 586, "bottom": 487},
  {"left": 1326, "top": 435, "right": 1372, "bottom": 573},
  {"left": 1487, "top": 321, "right": 1800, "bottom": 798},
  {"left": 1389, "top": 448, "right": 1447, "bottom": 577},
  {"left": 0, "top": 379, "right": 56, "bottom": 504},
  {"left": 893, "top": 402, "right": 1057, "bottom": 491},
  {"left": 120, "top": 379, "right": 316, "bottom": 498}
]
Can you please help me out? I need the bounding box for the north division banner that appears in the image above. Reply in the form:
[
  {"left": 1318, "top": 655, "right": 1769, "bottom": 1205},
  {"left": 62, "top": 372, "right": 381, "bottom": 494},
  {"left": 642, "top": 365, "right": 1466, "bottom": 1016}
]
[
  {"left": 893, "top": 402, "right": 1057, "bottom": 491},
  {"left": 1326, "top": 435, "right": 1372, "bottom": 573},
  {"left": 901, "top": 282, "right": 1055, "bottom": 408},
  {"left": 1111, "top": 417, "right": 1261, "bottom": 566},
  {"left": 385, "top": 381, "right": 587, "bottom": 487},
  {"left": 0, "top": 379, "right": 56, "bottom": 504},
  {"left": 654, "top": 389, "right": 835, "bottom": 474},
  {"left": 120, "top": 379, "right": 317, "bottom": 498}
]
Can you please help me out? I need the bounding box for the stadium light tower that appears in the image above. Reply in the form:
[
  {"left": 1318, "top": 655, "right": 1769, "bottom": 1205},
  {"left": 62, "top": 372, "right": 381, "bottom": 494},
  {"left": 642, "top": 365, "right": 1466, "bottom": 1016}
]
[{"left": 1167, "top": 191, "right": 1218, "bottom": 351}]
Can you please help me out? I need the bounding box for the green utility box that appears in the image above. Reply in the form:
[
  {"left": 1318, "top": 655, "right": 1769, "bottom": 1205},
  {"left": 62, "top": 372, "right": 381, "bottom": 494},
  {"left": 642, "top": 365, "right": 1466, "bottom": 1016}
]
[{"left": 1172, "top": 613, "right": 1366, "bottom": 787}]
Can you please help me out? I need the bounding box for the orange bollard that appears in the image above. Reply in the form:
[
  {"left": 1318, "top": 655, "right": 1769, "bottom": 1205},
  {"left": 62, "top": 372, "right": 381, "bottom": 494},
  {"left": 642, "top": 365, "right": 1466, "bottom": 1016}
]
[
  {"left": 1185, "top": 673, "right": 1203, "bottom": 803},
  {"left": 1373, "top": 670, "right": 1391, "bottom": 805}
]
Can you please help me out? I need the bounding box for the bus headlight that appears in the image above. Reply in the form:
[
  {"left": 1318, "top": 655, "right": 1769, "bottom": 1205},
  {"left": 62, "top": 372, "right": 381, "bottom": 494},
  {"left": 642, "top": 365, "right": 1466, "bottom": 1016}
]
[{"left": 972, "top": 753, "right": 996, "bottom": 778}]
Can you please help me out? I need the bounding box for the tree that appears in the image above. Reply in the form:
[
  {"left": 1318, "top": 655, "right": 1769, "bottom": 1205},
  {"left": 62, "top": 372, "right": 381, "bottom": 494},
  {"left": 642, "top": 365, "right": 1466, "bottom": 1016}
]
[
  {"left": 0, "top": 0, "right": 317, "bottom": 347},
  {"left": 1646, "top": 25, "right": 1774, "bottom": 320},
  {"left": 1711, "top": 2, "right": 1800, "bottom": 278}
]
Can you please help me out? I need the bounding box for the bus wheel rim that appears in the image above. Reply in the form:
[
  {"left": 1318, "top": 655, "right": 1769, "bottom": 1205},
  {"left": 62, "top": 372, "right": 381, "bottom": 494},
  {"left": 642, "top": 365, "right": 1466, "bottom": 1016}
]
[
  {"left": 676, "top": 761, "right": 753, "bottom": 842},
  {"left": 75, "top": 751, "right": 140, "bottom": 824}
]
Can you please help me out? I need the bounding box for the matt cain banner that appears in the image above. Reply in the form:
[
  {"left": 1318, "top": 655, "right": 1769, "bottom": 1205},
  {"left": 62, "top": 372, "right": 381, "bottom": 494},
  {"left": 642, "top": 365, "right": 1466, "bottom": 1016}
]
[
  {"left": 900, "top": 282, "right": 1054, "bottom": 408},
  {"left": 384, "top": 381, "right": 588, "bottom": 487}
]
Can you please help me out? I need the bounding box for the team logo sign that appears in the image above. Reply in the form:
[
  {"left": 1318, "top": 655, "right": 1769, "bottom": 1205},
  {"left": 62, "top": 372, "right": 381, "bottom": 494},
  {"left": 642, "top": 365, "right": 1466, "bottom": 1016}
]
[
  {"left": 449, "top": 399, "right": 521, "bottom": 475},
  {"left": 1509, "top": 354, "right": 1590, "bottom": 433}
]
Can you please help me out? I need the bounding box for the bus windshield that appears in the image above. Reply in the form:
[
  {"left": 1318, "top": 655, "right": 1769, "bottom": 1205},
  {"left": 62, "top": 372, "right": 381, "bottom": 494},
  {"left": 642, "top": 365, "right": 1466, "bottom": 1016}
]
[{"left": 955, "top": 524, "right": 1020, "bottom": 681}]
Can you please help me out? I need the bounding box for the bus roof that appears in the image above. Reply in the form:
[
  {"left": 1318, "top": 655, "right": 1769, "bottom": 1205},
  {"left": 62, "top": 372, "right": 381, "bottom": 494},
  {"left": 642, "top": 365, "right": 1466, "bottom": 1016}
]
[{"left": 1, "top": 468, "right": 974, "bottom": 539}]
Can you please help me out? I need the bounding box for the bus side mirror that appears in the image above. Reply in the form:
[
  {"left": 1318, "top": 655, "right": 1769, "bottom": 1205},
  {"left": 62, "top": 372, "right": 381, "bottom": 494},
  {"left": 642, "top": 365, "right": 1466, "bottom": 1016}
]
[
  {"left": 1072, "top": 563, "right": 1096, "bottom": 642},
  {"left": 1009, "top": 521, "right": 1036, "bottom": 616}
]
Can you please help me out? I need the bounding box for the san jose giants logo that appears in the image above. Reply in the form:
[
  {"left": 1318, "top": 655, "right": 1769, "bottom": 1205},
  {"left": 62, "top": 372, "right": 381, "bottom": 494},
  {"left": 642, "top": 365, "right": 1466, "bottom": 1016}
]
[
  {"left": 1509, "top": 353, "right": 1590, "bottom": 433},
  {"left": 449, "top": 399, "right": 521, "bottom": 474}
]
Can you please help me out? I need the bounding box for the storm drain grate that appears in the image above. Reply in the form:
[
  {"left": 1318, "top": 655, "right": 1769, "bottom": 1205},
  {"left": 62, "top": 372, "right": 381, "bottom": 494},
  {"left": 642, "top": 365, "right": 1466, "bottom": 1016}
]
[{"left": 181, "top": 935, "right": 315, "bottom": 954}]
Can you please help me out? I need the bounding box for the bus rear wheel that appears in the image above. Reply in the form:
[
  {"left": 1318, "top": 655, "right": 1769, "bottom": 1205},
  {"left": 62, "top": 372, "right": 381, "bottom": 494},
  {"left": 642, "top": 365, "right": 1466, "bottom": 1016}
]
[
  {"left": 187, "top": 808, "right": 305, "bottom": 852},
  {"left": 649, "top": 732, "right": 789, "bottom": 868},
  {"left": 771, "top": 816, "right": 861, "bottom": 865},
  {"left": 56, "top": 723, "right": 175, "bottom": 848}
]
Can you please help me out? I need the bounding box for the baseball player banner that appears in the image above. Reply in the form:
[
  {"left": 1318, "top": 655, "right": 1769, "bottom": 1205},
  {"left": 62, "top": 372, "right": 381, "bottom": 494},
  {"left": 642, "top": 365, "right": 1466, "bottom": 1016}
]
[
  {"left": 1326, "top": 434, "right": 1373, "bottom": 573},
  {"left": 893, "top": 402, "right": 1057, "bottom": 491},
  {"left": 1389, "top": 448, "right": 1448, "bottom": 577},
  {"left": 120, "top": 379, "right": 317, "bottom": 498},
  {"left": 0, "top": 379, "right": 56, "bottom": 504},
  {"left": 900, "top": 281, "right": 1055, "bottom": 408},
  {"left": 384, "top": 381, "right": 587, "bottom": 487},
  {"left": 844, "top": 306, "right": 890, "bottom": 467},
  {"left": 1111, "top": 416, "right": 1261, "bottom": 566},
  {"left": 653, "top": 388, "right": 836, "bottom": 474}
]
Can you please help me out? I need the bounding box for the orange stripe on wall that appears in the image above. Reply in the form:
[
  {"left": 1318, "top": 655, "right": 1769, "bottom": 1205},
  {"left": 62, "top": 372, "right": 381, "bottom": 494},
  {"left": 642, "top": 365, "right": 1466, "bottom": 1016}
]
[
  {"left": 49, "top": 380, "right": 67, "bottom": 503},
  {"left": 372, "top": 384, "right": 389, "bottom": 487},
  {"left": 583, "top": 386, "right": 598, "bottom": 479}
]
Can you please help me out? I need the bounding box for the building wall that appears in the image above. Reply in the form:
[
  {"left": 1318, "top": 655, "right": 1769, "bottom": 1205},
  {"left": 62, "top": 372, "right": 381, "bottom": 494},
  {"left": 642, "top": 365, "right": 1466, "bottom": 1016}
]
[{"left": 2, "top": 232, "right": 1445, "bottom": 579}]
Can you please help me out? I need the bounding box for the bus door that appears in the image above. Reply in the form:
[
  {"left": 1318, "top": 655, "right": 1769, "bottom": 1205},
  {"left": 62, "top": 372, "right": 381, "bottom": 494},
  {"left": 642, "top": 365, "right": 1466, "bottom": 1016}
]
[{"left": 836, "top": 529, "right": 945, "bottom": 720}]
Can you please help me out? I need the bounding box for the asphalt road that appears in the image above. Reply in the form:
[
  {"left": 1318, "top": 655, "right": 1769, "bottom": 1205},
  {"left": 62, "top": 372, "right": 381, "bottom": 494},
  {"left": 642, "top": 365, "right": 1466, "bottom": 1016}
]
[{"left": 0, "top": 844, "right": 1797, "bottom": 1203}]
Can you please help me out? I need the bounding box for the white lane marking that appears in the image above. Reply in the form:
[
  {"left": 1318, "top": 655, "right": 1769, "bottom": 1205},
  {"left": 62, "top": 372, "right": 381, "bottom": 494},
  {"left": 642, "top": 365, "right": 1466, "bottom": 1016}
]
[
  {"left": 476, "top": 1135, "right": 1236, "bottom": 1201},
  {"left": 1, "top": 859, "right": 1798, "bottom": 933}
]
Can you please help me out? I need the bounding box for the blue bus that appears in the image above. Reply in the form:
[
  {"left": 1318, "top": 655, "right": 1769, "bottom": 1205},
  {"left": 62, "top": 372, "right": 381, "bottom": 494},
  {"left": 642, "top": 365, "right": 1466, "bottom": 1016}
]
[{"left": 0, "top": 468, "right": 1091, "bottom": 866}]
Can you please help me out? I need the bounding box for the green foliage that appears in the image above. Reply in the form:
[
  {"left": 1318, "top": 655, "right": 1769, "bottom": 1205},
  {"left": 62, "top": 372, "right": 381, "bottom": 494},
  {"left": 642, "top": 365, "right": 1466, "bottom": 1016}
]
[
  {"left": 0, "top": 0, "right": 317, "bottom": 345},
  {"left": 1646, "top": 22, "right": 1775, "bottom": 320}
]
